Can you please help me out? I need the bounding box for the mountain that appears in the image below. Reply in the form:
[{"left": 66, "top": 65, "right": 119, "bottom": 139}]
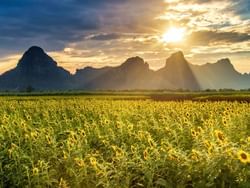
[
  {"left": 74, "top": 53, "right": 250, "bottom": 90},
  {"left": 0, "top": 46, "right": 249, "bottom": 91},
  {"left": 0, "top": 46, "right": 72, "bottom": 90},
  {"left": 154, "top": 51, "right": 200, "bottom": 90},
  {"left": 190, "top": 58, "right": 249, "bottom": 89},
  {"left": 74, "top": 56, "right": 154, "bottom": 90}
]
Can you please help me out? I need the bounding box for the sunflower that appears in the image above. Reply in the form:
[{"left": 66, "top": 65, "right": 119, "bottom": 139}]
[
  {"left": 191, "top": 149, "right": 200, "bottom": 161},
  {"left": 32, "top": 167, "right": 39, "bottom": 176},
  {"left": 184, "top": 118, "right": 188, "bottom": 124},
  {"left": 74, "top": 157, "right": 85, "bottom": 167},
  {"left": 128, "top": 124, "right": 133, "bottom": 131},
  {"left": 143, "top": 149, "right": 149, "bottom": 160},
  {"left": 115, "top": 148, "right": 124, "bottom": 158},
  {"left": 191, "top": 129, "right": 197, "bottom": 137},
  {"left": 90, "top": 157, "right": 97, "bottom": 167},
  {"left": 214, "top": 130, "right": 225, "bottom": 142},
  {"left": 46, "top": 135, "right": 52, "bottom": 145},
  {"left": 59, "top": 177, "right": 69, "bottom": 188},
  {"left": 207, "top": 146, "right": 214, "bottom": 155},
  {"left": 63, "top": 151, "right": 68, "bottom": 160},
  {"left": 148, "top": 137, "right": 155, "bottom": 147},
  {"left": 203, "top": 140, "right": 211, "bottom": 149},
  {"left": 237, "top": 150, "right": 250, "bottom": 164},
  {"left": 222, "top": 118, "right": 228, "bottom": 126},
  {"left": 197, "top": 126, "right": 203, "bottom": 133},
  {"left": 131, "top": 145, "right": 136, "bottom": 153},
  {"left": 79, "top": 129, "right": 86, "bottom": 137},
  {"left": 30, "top": 131, "right": 38, "bottom": 140},
  {"left": 170, "top": 155, "right": 178, "bottom": 161}
]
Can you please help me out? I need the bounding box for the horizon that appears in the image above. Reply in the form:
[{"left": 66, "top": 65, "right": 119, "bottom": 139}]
[{"left": 0, "top": 0, "right": 250, "bottom": 74}]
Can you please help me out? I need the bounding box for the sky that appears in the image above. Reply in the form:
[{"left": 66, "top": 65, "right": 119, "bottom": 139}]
[{"left": 0, "top": 0, "right": 250, "bottom": 74}]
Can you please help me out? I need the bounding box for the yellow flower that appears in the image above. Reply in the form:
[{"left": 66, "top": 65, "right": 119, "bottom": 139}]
[
  {"left": 24, "top": 133, "right": 29, "bottom": 141},
  {"left": 131, "top": 145, "right": 136, "bottom": 153},
  {"left": 148, "top": 137, "right": 155, "bottom": 147},
  {"left": 26, "top": 115, "right": 32, "bottom": 121},
  {"left": 30, "top": 131, "right": 38, "bottom": 140},
  {"left": 143, "top": 149, "right": 149, "bottom": 160},
  {"left": 8, "top": 143, "right": 18, "bottom": 158},
  {"left": 90, "top": 157, "right": 97, "bottom": 167},
  {"left": 191, "top": 129, "right": 197, "bottom": 137},
  {"left": 79, "top": 129, "right": 86, "bottom": 137},
  {"left": 203, "top": 140, "right": 211, "bottom": 149},
  {"left": 112, "top": 146, "right": 124, "bottom": 158},
  {"left": 222, "top": 118, "right": 228, "bottom": 126},
  {"left": 191, "top": 149, "right": 200, "bottom": 161},
  {"left": 104, "top": 119, "right": 109, "bottom": 124},
  {"left": 69, "top": 131, "right": 77, "bottom": 141},
  {"left": 168, "top": 153, "right": 178, "bottom": 161},
  {"left": 74, "top": 157, "right": 85, "bottom": 167},
  {"left": 197, "top": 126, "right": 203, "bottom": 133},
  {"left": 63, "top": 151, "right": 68, "bottom": 160},
  {"left": 128, "top": 124, "right": 133, "bottom": 131},
  {"left": 214, "top": 130, "right": 225, "bottom": 142},
  {"left": 46, "top": 135, "right": 52, "bottom": 145},
  {"left": 184, "top": 118, "right": 188, "bottom": 123},
  {"left": 32, "top": 167, "right": 39, "bottom": 176},
  {"left": 237, "top": 150, "right": 250, "bottom": 164},
  {"left": 207, "top": 146, "right": 214, "bottom": 155},
  {"left": 59, "top": 177, "right": 69, "bottom": 188}
]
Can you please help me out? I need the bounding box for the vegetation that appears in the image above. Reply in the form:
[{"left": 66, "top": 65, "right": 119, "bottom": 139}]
[{"left": 0, "top": 95, "right": 250, "bottom": 187}]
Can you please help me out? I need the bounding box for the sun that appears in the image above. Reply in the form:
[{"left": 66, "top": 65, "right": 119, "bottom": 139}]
[{"left": 162, "top": 27, "right": 186, "bottom": 43}]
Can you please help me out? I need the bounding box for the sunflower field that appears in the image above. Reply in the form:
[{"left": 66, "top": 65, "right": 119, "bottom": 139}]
[{"left": 0, "top": 96, "right": 250, "bottom": 188}]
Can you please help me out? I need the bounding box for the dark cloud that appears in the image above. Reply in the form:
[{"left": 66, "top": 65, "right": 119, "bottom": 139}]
[
  {"left": 0, "top": 0, "right": 165, "bottom": 54},
  {"left": 0, "top": 0, "right": 128, "bottom": 53},
  {"left": 188, "top": 30, "right": 250, "bottom": 46}
]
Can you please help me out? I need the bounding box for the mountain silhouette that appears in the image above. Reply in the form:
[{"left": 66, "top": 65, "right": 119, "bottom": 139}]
[
  {"left": 74, "top": 56, "right": 154, "bottom": 89},
  {"left": 190, "top": 58, "right": 249, "bottom": 89},
  {"left": 0, "top": 46, "right": 71, "bottom": 90},
  {"left": 155, "top": 51, "right": 200, "bottom": 90},
  {"left": 0, "top": 46, "right": 249, "bottom": 91}
]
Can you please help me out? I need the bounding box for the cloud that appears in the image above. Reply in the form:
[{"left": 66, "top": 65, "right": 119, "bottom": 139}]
[
  {"left": 88, "top": 33, "right": 121, "bottom": 41},
  {"left": 187, "top": 30, "right": 250, "bottom": 46},
  {"left": 0, "top": 0, "right": 250, "bottom": 73},
  {"left": 0, "top": 0, "right": 130, "bottom": 53},
  {"left": 0, "top": 0, "right": 167, "bottom": 54},
  {"left": 160, "top": 0, "right": 250, "bottom": 33},
  {"left": 229, "top": 0, "right": 250, "bottom": 18}
]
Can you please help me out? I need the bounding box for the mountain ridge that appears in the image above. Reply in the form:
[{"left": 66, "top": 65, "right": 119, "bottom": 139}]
[{"left": 0, "top": 46, "right": 249, "bottom": 91}]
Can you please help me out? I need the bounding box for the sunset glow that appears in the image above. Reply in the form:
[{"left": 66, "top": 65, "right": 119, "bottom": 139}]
[
  {"left": 162, "top": 27, "right": 186, "bottom": 43},
  {"left": 0, "top": 0, "right": 249, "bottom": 74}
]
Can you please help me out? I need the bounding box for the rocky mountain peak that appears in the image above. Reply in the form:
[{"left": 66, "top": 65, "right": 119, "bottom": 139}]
[
  {"left": 165, "top": 51, "right": 187, "bottom": 66},
  {"left": 216, "top": 58, "right": 232, "bottom": 66},
  {"left": 121, "top": 56, "right": 149, "bottom": 69},
  {"left": 17, "top": 46, "right": 57, "bottom": 69}
]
